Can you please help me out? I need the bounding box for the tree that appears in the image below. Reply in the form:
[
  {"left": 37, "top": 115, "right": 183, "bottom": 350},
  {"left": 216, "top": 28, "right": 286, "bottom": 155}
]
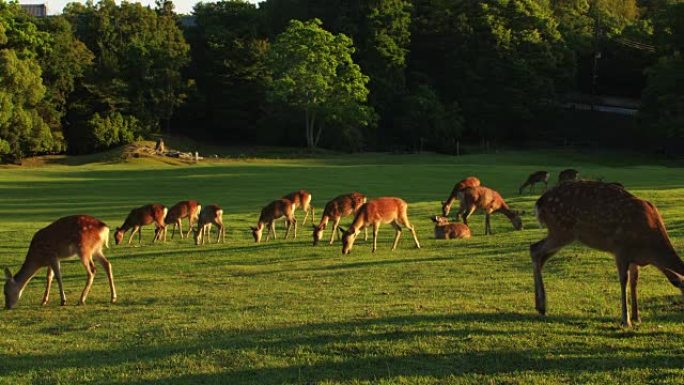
[{"left": 267, "top": 19, "right": 373, "bottom": 149}]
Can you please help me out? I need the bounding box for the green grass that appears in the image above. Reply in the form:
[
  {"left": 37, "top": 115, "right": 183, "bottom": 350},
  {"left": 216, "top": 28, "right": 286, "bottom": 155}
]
[{"left": 0, "top": 149, "right": 683, "bottom": 385}]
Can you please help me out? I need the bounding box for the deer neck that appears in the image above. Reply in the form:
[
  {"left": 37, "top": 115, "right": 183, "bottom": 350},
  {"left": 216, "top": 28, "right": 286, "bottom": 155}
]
[
  {"left": 498, "top": 204, "right": 516, "bottom": 220},
  {"left": 317, "top": 215, "right": 330, "bottom": 228},
  {"left": 12, "top": 260, "right": 40, "bottom": 294}
]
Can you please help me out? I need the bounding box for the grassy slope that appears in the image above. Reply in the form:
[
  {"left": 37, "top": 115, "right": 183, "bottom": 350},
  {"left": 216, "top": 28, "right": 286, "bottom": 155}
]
[{"left": 0, "top": 150, "right": 682, "bottom": 385}]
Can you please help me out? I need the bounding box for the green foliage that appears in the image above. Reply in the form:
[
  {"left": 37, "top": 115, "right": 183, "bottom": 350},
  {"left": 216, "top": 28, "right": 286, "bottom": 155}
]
[
  {"left": 88, "top": 112, "right": 140, "bottom": 150},
  {"left": 267, "top": 19, "right": 373, "bottom": 149}
]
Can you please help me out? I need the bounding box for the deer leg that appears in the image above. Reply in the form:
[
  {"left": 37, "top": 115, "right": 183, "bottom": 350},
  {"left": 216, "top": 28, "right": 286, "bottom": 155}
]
[
  {"left": 364, "top": 226, "right": 368, "bottom": 241},
  {"left": 484, "top": 213, "right": 491, "bottom": 235},
  {"left": 290, "top": 216, "right": 297, "bottom": 239},
  {"left": 215, "top": 223, "right": 222, "bottom": 243},
  {"left": 93, "top": 251, "right": 117, "bottom": 303},
  {"left": 390, "top": 221, "right": 403, "bottom": 251},
  {"left": 41, "top": 267, "right": 54, "bottom": 305},
  {"left": 530, "top": 235, "right": 572, "bottom": 316},
  {"left": 329, "top": 217, "right": 341, "bottom": 245},
  {"left": 302, "top": 207, "right": 310, "bottom": 226},
  {"left": 270, "top": 221, "right": 277, "bottom": 240},
  {"left": 78, "top": 254, "right": 96, "bottom": 305},
  {"left": 126, "top": 227, "right": 138, "bottom": 245},
  {"left": 284, "top": 219, "right": 292, "bottom": 240},
  {"left": 616, "top": 256, "right": 631, "bottom": 327},
  {"left": 171, "top": 222, "right": 177, "bottom": 239},
  {"left": 185, "top": 217, "right": 193, "bottom": 239},
  {"left": 462, "top": 206, "right": 476, "bottom": 227},
  {"left": 372, "top": 224, "right": 379, "bottom": 253},
  {"left": 138, "top": 226, "right": 143, "bottom": 244},
  {"left": 399, "top": 214, "right": 421, "bottom": 249},
  {"left": 50, "top": 260, "right": 66, "bottom": 306},
  {"left": 629, "top": 263, "right": 641, "bottom": 324}
]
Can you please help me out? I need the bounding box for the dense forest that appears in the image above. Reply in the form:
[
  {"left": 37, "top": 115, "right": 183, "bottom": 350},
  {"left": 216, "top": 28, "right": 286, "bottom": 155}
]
[{"left": 0, "top": 0, "right": 683, "bottom": 161}]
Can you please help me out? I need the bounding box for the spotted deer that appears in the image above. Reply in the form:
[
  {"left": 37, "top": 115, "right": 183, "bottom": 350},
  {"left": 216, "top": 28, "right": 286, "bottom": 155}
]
[
  {"left": 338, "top": 197, "right": 421, "bottom": 254},
  {"left": 4, "top": 215, "right": 117, "bottom": 309},
  {"left": 531, "top": 181, "right": 684, "bottom": 326},
  {"left": 519, "top": 171, "right": 549, "bottom": 194},
  {"left": 458, "top": 186, "right": 523, "bottom": 235},
  {"left": 557, "top": 169, "right": 579, "bottom": 184},
  {"left": 441, "top": 176, "right": 481, "bottom": 217},
  {"left": 431, "top": 216, "right": 471, "bottom": 240},
  {"left": 159, "top": 200, "right": 201, "bottom": 241},
  {"left": 283, "top": 190, "right": 315, "bottom": 225},
  {"left": 193, "top": 204, "right": 225, "bottom": 245},
  {"left": 251, "top": 199, "right": 296, "bottom": 243},
  {"left": 313, "top": 192, "right": 368, "bottom": 246},
  {"left": 114, "top": 204, "right": 167, "bottom": 245}
]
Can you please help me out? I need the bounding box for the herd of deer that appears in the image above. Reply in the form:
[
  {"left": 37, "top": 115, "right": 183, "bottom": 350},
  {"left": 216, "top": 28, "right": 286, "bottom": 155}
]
[{"left": 4, "top": 169, "right": 684, "bottom": 327}]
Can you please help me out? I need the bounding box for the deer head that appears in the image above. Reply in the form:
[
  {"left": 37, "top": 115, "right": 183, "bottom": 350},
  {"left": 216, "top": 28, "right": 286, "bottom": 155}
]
[
  {"left": 250, "top": 225, "right": 263, "bottom": 243},
  {"left": 312, "top": 223, "right": 326, "bottom": 246},
  {"left": 3, "top": 267, "right": 20, "bottom": 310}
]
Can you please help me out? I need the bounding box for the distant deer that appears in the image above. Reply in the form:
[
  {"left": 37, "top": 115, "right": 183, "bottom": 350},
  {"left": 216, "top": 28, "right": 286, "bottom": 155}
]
[
  {"left": 251, "top": 199, "right": 296, "bottom": 243},
  {"left": 557, "top": 169, "right": 579, "bottom": 184},
  {"left": 338, "top": 197, "right": 421, "bottom": 254},
  {"left": 4, "top": 215, "right": 117, "bottom": 309},
  {"left": 531, "top": 181, "right": 684, "bottom": 326},
  {"left": 313, "top": 192, "right": 368, "bottom": 246},
  {"left": 457, "top": 186, "right": 523, "bottom": 235},
  {"left": 283, "top": 190, "right": 315, "bottom": 225},
  {"left": 193, "top": 204, "right": 225, "bottom": 245},
  {"left": 115, "top": 204, "right": 167, "bottom": 245},
  {"left": 519, "top": 171, "right": 549, "bottom": 194},
  {"left": 158, "top": 200, "right": 201, "bottom": 241},
  {"left": 431, "top": 216, "right": 471, "bottom": 240},
  {"left": 441, "top": 176, "right": 481, "bottom": 217}
]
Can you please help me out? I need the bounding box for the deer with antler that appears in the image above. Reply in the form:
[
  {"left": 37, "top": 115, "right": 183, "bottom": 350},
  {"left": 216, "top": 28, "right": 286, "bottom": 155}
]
[
  {"left": 4, "top": 215, "right": 117, "bottom": 309},
  {"left": 531, "top": 181, "right": 684, "bottom": 326},
  {"left": 441, "top": 176, "right": 481, "bottom": 217},
  {"left": 457, "top": 186, "right": 523, "bottom": 235},
  {"left": 313, "top": 192, "right": 368, "bottom": 246}
]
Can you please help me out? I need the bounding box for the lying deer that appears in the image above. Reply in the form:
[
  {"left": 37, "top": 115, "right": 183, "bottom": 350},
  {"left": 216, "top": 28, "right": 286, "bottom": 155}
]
[
  {"left": 159, "top": 200, "right": 201, "bottom": 241},
  {"left": 313, "top": 192, "right": 368, "bottom": 246},
  {"left": 531, "top": 181, "right": 684, "bottom": 326},
  {"left": 338, "top": 197, "right": 421, "bottom": 254},
  {"left": 457, "top": 186, "right": 523, "bottom": 235},
  {"left": 441, "top": 176, "right": 481, "bottom": 217},
  {"left": 283, "top": 190, "right": 315, "bottom": 225},
  {"left": 431, "top": 216, "right": 471, "bottom": 239},
  {"left": 115, "top": 204, "right": 167, "bottom": 245},
  {"left": 557, "top": 169, "right": 579, "bottom": 184},
  {"left": 193, "top": 204, "right": 225, "bottom": 245},
  {"left": 519, "top": 171, "right": 549, "bottom": 194},
  {"left": 4, "top": 215, "right": 117, "bottom": 309},
  {"left": 251, "top": 199, "right": 296, "bottom": 243}
]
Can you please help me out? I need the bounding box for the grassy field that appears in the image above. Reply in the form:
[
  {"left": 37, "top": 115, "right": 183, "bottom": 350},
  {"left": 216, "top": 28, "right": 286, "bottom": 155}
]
[{"left": 0, "top": 149, "right": 683, "bottom": 385}]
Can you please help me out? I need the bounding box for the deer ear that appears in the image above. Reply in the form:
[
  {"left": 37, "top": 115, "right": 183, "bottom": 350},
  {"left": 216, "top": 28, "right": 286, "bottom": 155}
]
[
  {"left": 430, "top": 216, "right": 438, "bottom": 222},
  {"left": 4, "top": 267, "right": 12, "bottom": 280}
]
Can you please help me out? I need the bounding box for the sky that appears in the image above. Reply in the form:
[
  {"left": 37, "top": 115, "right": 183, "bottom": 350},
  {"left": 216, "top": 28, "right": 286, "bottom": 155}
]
[{"left": 19, "top": 0, "right": 262, "bottom": 15}]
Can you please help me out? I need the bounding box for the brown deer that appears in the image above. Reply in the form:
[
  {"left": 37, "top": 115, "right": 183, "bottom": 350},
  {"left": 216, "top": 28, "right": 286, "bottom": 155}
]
[
  {"left": 114, "top": 204, "right": 167, "bottom": 245},
  {"left": 457, "top": 186, "right": 523, "bottom": 235},
  {"left": 313, "top": 192, "right": 368, "bottom": 246},
  {"left": 531, "top": 181, "right": 684, "bottom": 326},
  {"left": 519, "top": 171, "right": 549, "bottom": 194},
  {"left": 4, "top": 215, "right": 117, "bottom": 309},
  {"left": 158, "top": 200, "right": 201, "bottom": 241},
  {"left": 557, "top": 169, "right": 579, "bottom": 184},
  {"left": 431, "top": 216, "right": 471, "bottom": 240},
  {"left": 251, "top": 199, "right": 296, "bottom": 243},
  {"left": 338, "top": 197, "right": 421, "bottom": 254},
  {"left": 283, "top": 190, "right": 315, "bottom": 225},
  {"left": 193, "top": 204, "right": 225, "bottom": 245},
  {"left": 441, "top": 176, "right": 481, "bottom": 217}
]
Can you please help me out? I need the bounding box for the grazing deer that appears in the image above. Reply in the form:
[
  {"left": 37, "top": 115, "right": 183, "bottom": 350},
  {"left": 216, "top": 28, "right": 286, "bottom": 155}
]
[
  {"left": 158, "top": 200, "right": 201, "bottom": 241},
  {"left": 193, "top": 204, "right": 225, "bottom": 245},
  {"left": 4, "top": 215, "right": 117, "bottom": 309},
  {"left": 251, "top": 199, "right": 296, "bottom": 243},
  {"left": 441, "top": 176, "right": 481, "bottom": 217},
  {"left": 114, "top": 204, "right": 167, "bottom": 245},
  {"left": 313, "top": 192, "right": 368, "bottom": 246},
  {"left": 283, "top": 190, "right": 315, "bottom": 225},
  {"left": 558, "top": 169, "right": 579, "bottom": 184},
  {"left": 457, "top": 186, "right": 523, "bottom": 235},
  {"left": 431, "top": 216, "right": 471, "bottom": 240},
  {"left": 531, "top": 181, "right": 684, "bottom": 326},
  {"left": 338, "top": 197, "right": 421, "bottom": 254},
  {"left": 519, "top": 171, "right": 549, "bottom": 194}
]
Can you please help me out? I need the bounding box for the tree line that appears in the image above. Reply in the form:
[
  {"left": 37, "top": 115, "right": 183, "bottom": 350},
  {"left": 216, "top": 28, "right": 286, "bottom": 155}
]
[{"left": 1, "top": 0, "right": 683, "bottom": 161}]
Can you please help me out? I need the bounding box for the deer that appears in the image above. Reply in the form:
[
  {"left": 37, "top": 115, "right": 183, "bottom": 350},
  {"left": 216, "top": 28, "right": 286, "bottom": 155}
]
[
  {"left": 4, "top": 215, "right": 117, "bottom": 309},
  {"left": 313, "top": 192, "right": 368, "bottom": 246},
  {"left": 283, "top": 190, "right": 315, "bottom": 225},
  {"left": 457, "top": 186, "right": 523, "bottom": 235},
  {"left": 114, "top": 203, "right": 167, "bottom": 245},
  {"left": 519, "top": 171, "right": 549, "bottom": 195},
  {"left": 431, "top": 216, "right": 471, "bottom": 240},
  {"left": 193, "top": 204, "right": 225, "bottom": 245},
  {"left": 157, "top": 200, "right": 201, "bottom": 241},
  {"left": 531, "top": 181, "right": 684, "bottom": 327},
  {"left": 338, "top": 197, "right": 421, "bottom": 254},
  {"left": 441, "top": 176, "right": 481, "bottom": 217},
  {"left": 557, "top": 169, "right": 579, "bottom": 184},
  {"left": 251, "top": 199, "right": 296, "bottom": 243}
]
